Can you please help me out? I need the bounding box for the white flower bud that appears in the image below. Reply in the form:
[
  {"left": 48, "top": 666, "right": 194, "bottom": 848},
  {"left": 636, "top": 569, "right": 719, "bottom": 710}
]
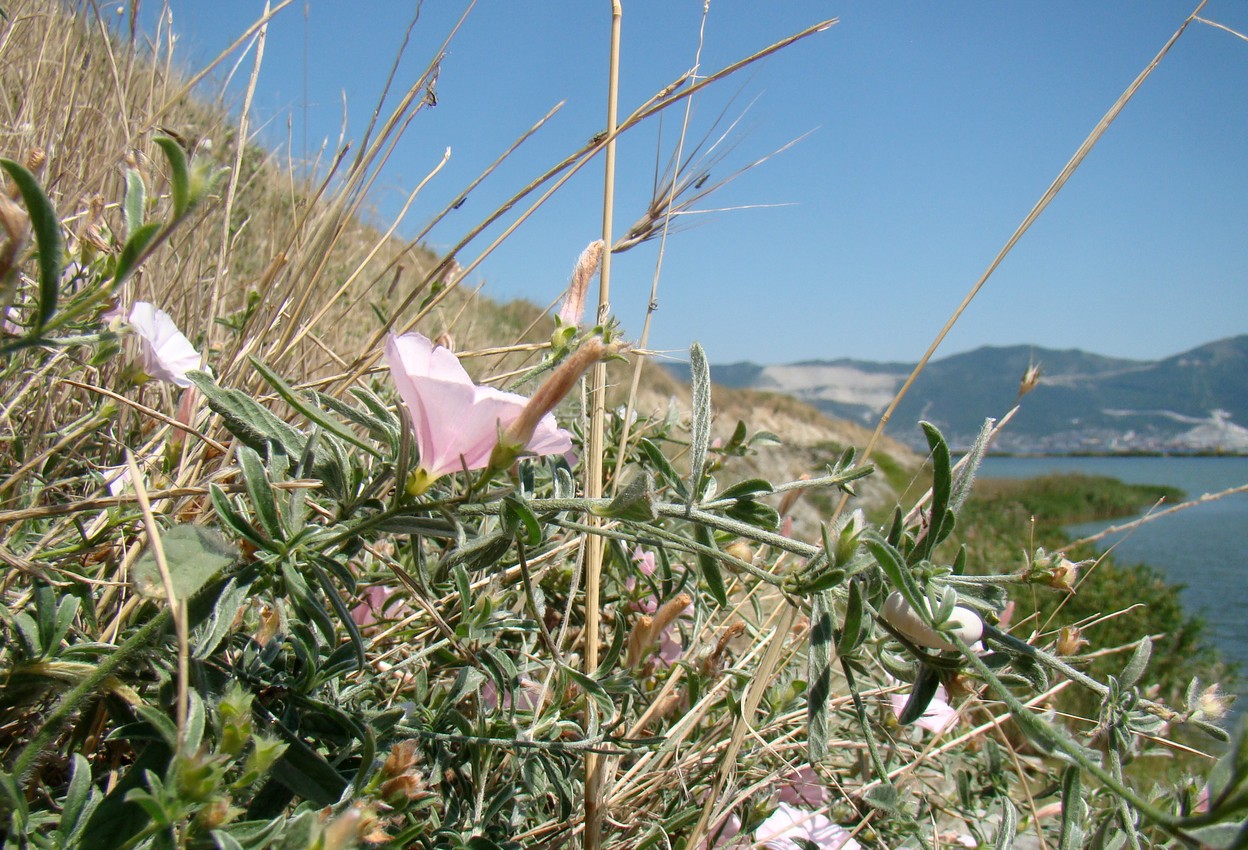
[{"left": 881, "top": 590, "right": 983, "bottom": 652}]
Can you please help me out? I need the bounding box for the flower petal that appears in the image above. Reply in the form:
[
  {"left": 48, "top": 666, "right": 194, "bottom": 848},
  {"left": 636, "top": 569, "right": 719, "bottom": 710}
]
[
  {"left": 755, "top": 803, "right": 859, "bottom": 849},
  {"left": 386, "top": 332, "right": 574, "bottom": 480},
  {"left": 129, "top": 302, "right": 201, "bottom": 387}
]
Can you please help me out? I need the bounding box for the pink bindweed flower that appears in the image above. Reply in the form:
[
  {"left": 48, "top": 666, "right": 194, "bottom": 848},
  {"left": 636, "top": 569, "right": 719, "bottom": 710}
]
[
  {"left": 350, "top": 585, "right": 412, "bottom": 629},
  {"left": 888, "top": 680, "right": 959, "bottom": 735},
  {"left": 385, "top": 332, "right": 573, "bottom": 492},
  {"left": 754, "top": 803, "right": 860, "bottom": 850},
  {"left": 480, "top": 676, "right": 547, "bottom": 713},
  {"left": 123, "top": 301, "right": 202, "bottom": 387},
  {"left": 775, "top": 766, "right": 828, "bottom": 808},
  {"left": 633, "top": 545, "right": 656, "bottom": 576}
]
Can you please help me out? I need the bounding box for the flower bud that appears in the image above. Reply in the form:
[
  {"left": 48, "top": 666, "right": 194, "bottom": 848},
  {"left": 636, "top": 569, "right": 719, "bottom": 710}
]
[
  {"left": 381, "top": 739, "right": 419, "bottom": 779},
  {"left": 880, "top": 591, "right": 983, "bottom": 652},
  {"left": 1056, "top": 625, "right": 1089, "bottom": 657},
  {"left": 491, "top": 335, "right": 621, "bottom": 470},
  {"left": 556, "top": 240, "right": 604, "bottom": 327}
]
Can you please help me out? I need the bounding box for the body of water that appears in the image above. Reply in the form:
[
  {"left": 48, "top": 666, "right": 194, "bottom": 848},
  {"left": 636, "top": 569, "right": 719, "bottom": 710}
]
[{"left": 979, "top": 455, "right": 1248, "bottom": 716}]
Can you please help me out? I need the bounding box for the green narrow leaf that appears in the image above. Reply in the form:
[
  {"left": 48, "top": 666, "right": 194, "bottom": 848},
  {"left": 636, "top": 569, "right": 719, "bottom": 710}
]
[
  {"left": 210, "top": 831, "right": 246, "bottom": 850},
  {"left": 133, "top": 704, "right": 180, "bottom": 749},
  {"left": 0, "top": 157, "right": 63, "bottom": 331},
  {"left": 123, "top": 165, "right": 146, "bottom": 238},
  {"left": 59, "top": 753, "right": 94, "bottom": 839},
  {"left": 33, "top": 583, "right": 56, "bottom": 653},
  {"left": 183, "top": 690, "right": 206, "bottom": 752},
  {"left": 9, "top": 611, "right": 43, "bottom": 658},
  {"left": 188, "top": 371, "right": 307, "bottom": 464},
  {"left": 686, "top": 342, "right": 712, "bottom": 509},
  {"left": 153, "top": 136, "right": 191, "bottom": 218},
  {"left": 250, "top": 356, "right": 378, "bottom": 455},
  {"left": 238, "top": 446, "right": 283, "bottom": 542},
  {"left": 310, "top": 557, "right": 365, "bottom": 666},
  {"left": 912, "top": 421, "right": 953, "bottom": 563},
  {"left": 209, "top": 484, "right": 271, "bottom": 551},
  {"left": 316, "top": 388, "right": 398, "bottom": 445},
  {"left": 267, "top": 725, "right": 348, "bottom": 806},
  {"left": 694, "top": 523, "right": 727, "bottom": 607},
  {"left": 885, "top": 506, "right": 904, "bottom": 548},
  {"left": 724, "top": 498, "right": 780, "bottom": 531},
  {"left": 560, "top": 665, "right": 614, "bottom": 718},
  {"left": 280, "top": 562, "right": 335, "bottom": 646},
  {"left": 716, "top": 478, "right": 773, "bottom": 501},
  {"left": 191, "top": 576, "right": 249, "bottom": 659},
  {"left": 52, "top": 592, "right": 80, "bottom": 651},
  {"left": 993, "top": 798, "right": 1019, "bottom": 850},
  {"left": 866, "top": 536, "right": 923, "bottom": 614},
  {"left": 1120, "top": 637, "right": 1152, "bottom": 690},
  {"left": 637, "top": 437, "right": 687, "bottom": 500},
  {"left": 898, "top": 664, "right": 942, "bottom": 726},
  {"left": 111, "top": 220, "right": 160, "bottom": 287},
  {"left": 502, "top": 494, "right": 543, "bottom": 546},
  {"left": 837, "top": 579, "right": 866, "bottom": 656},
  {"left": 807, "top": 591, "right": 834, "bottom": 763},
  {"left": 1059, "top": 765, "right": 1087, "bottom": 850},
  {"left": 593, "top": 471, "right": 656, "bottom": 521}
]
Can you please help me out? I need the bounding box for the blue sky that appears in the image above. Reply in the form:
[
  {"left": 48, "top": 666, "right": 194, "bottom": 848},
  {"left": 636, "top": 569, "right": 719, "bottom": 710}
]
[{"left": 138, "top": 2, "right": 1248, "bottom": 366}]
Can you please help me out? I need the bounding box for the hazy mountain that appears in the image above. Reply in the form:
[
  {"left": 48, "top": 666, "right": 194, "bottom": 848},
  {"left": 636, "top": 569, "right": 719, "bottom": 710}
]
[{"left": 666, "top": 336, "right": 1248, "bottom": 453}]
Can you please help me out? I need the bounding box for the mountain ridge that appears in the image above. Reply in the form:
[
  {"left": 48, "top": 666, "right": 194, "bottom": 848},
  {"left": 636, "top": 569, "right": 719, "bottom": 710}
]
[{"left": 665, "top": 335, "right": 1248, "bottom": 453}]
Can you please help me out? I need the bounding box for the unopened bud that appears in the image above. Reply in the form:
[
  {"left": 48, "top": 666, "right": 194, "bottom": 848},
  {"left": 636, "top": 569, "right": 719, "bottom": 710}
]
[
  {"left": 380, "top": 774, "right": 425, "bottom": 805},
  {"left": 1194, "top": 683, "right": 1231, "bottom": 720},
  {"left": 491, "top": 335, "right": 622, "bottom": 470},
  {"left": 321, "top": 806, "right": 367, "bottom": 850},
  {"left": 556, "top": 240, "right": 604, "bottom": 327},
  {"left": 724, "top": 540, "right": 754, "bottom": 566},
  {"left": 626, "top": 614, "right": 656, "bottom": 668},
  {"left": 381, "top": 739, "right": 419, "bottom": 779},
  {"left": 25, "top": 148, "right": 46, "bottom": 176},
  {"left": 1056, "top": 625, "right": 1089, "bottom": 657}
]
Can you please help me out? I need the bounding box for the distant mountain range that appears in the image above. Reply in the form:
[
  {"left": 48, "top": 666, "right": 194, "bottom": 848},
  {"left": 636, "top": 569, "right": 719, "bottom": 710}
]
[{"left": 665, "top": 336, "right": 1248, "bottom": 454}]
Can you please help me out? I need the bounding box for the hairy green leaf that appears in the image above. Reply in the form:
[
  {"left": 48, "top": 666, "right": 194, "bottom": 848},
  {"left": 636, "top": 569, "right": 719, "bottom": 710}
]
[
  {"left": 133, "top": 524, "right": 237, "bottom": 600},
  {"left": 687, "top": 342, "right": 712, "bottom": 509},
  {"left": 807, "top": 591, "right": 834, "bottom": 763},
  {"left": 0, "top": 157, "right": 63, "bottom": 331}
]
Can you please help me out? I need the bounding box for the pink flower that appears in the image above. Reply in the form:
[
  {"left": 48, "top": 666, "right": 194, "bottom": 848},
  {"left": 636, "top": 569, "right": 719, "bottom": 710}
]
[
  {"left": 632, "top": 545, "right": 656, "bottom": 576},
  {"left": 775, "top": 766, "right": 828, "bottom": 808},
  {"left": 626, "top": 546, "right": 659, "bottom": 613},
  {"left": 754, "top": 803, "right": 860, "bottom": 849},
  {"left": 350, "top": 585, "right": 411, "bottom": 629},
  {"left": 480, "top": 676, "right": 546, "bottom": 713},
  {"left": 888, "top": 682, "right": 959, "bottom": 735},
  {"left": 126, "top": 301, "right": 202, "bottom": 387},
  {"left": 385, "top": 332, "right": 572, "bottom": 489}
]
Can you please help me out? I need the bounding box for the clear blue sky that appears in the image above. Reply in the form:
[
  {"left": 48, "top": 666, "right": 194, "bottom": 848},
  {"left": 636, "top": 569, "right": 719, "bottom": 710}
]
[{"left": 137, "top": 1, "right": 1248, "bottom": 366}]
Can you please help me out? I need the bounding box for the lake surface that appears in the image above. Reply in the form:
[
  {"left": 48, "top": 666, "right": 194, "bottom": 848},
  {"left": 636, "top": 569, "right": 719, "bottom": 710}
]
[{"left": 979, "top": 455, "right": 1248, "bottom": 718}]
